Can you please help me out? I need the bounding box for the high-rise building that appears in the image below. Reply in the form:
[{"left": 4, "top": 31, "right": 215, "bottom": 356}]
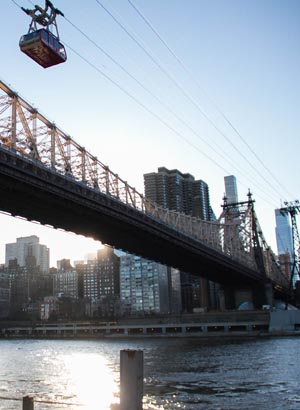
[
  {"left": 54, "top": 259, "right": 78, "bottom": 299},
  {"left": 120, "top": 254, "right": 171, "bottom": 315},
  {"left": 168, "top": 267, "right": 182, "bottom": 314},
  {"left": 5, "top": 236, "right": 49, "bottom": 273},
  {"left": 83, "top": 246, "right": 120, "bottom": 317},
  {"left": 6, "top": 261, "right": 53, "bottom": 319},
  {"left": 144, "top": 166, "right": 215, "bottom": 312},
  {"left": 224, "top": 175, "right": 238, "bottom": 204},
  {"left": 0, "top": 269, "right": 9, "bottom": 319},
  {"left": 275, "top": 209, "right": 293, "bottom": 256},
  {"left": 144, "top": 167, "right": 213, "bottom": 220}
]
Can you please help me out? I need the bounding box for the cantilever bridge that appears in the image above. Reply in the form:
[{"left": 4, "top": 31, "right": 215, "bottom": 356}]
[{"left": 0, "top": 80, "right": 289, "bottom": 302}]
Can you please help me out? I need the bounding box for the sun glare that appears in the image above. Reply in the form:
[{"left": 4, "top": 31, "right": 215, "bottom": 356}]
[{"left": 63, "top": 353, "right": 118, "bottom": 410}]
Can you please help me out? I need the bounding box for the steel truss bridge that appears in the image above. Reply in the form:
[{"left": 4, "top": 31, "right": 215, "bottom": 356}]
[{"left": 0, "top": 80, "right": 289, "bottom": 297}]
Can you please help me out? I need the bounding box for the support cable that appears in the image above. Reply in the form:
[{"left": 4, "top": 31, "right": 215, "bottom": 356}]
[
  {"left": 96, "top": 0, "right": 287, "bottom": 202},
  {"left": 10, "top": 0, "right": 280, "bottom": 207},
  {"left": 60, "top": 41, "right": 233, "bottom": 178},
  {"left": 127, "top": 0, "right": 294, "bottom": 200},
  {"left": 61, "top": 16, "right": 281, "bottom": 204}
]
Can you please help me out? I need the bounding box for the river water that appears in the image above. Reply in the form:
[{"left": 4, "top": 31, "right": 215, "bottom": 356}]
[{"left": 0, "top": 336, "right": 299, "bottom": 410}]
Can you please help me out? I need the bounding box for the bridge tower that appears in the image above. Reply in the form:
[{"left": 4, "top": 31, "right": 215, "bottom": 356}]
[
  {"left": 279, "top": 201, "right": 300, "bottom": 303},
  {"left": 219, "top": 191, "right": 270, "bottom": 309}
]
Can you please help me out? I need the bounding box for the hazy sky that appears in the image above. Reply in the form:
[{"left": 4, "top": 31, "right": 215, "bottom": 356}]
[{"left": 0, "top": 0, "right": 299, "bottom": 266}]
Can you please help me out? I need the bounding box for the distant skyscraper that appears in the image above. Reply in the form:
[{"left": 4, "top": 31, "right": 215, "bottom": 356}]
[
  {"left": 275, "top": 209, "right": 293, "bottom": 256},
  {"left": 224, "top": 175, "right": 238, "bottom": 204},
  {"left": 5, "top": 235, "right": 49, "bottom": 273}
]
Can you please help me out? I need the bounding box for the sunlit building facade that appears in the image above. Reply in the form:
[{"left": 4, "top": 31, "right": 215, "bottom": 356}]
[
  {"left": 83, "top": 246, "right": 120, "bottom": 317},
  {"left": 54, "top": 259, "right": 78, "bottom": 299},
  {"left": 120, "top": 254, "right": 171, "bottom": 316}
]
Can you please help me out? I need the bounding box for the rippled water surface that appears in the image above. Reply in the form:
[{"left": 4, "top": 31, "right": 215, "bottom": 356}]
[{"left": 0, "top": 337, "right": 300, "bottom": 409}]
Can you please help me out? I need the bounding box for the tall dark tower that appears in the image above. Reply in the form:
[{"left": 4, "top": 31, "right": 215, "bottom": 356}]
[
  {"left": 144, "top": 167, "right": 213, "bottom": 220},
  {"left": 144, "top": 167, "right": 215, "bottom": 311}
]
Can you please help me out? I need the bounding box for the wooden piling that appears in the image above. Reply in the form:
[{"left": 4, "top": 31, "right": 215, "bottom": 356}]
[
  {"left": 120, "top": 349, "right": 143, "bottom": 410},
  {"left": 23, "top": 396, "right": 34, "bottom": 410}
]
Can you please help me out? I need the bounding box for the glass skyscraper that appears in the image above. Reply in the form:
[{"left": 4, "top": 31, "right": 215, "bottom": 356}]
[
  {"left": 275, "top": 209, "right": 293, "bottom": 256},
  {"left": 224, "top": 175, "right": 238, "bottom": 204}
]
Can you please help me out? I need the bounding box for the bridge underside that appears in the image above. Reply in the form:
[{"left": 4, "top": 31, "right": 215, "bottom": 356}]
[{"left": 0, "top": 147, "right": 266, "bottom": 287}]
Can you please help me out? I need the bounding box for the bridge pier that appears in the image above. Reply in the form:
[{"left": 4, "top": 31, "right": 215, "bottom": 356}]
[
  {"left": 219, "top": 284, "right": 273, "bottom": 310},
  {"left": 218, "top": 286, "right": 236, "bottom": 310},
  {"left": 235, "top": 288, "right": 253, "bottom": 309},
  {"left": 250, "top": 283, "right": 275, "bottom": 309},
  {"left": 200, "top": 278, "right": 210, "bottom": 309},
  {"left": 218, "top": 287, "right": 226, "bottom": 311},
  {"left": 263, "top": 283, "right": 274, "bottom": 307}
]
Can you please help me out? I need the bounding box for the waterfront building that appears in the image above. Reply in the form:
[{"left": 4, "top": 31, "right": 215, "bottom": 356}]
[
  {"left": 74, "top": 261, "right": 85, "bottom": 299},
  {"left": 5, "top": 235, "right": 49, "bottom": 273},
  {"left": 224, "top": 175, "right": 239, "bottom": 204},
  {"left": 83, "top": 246, "right": 120, "bottom": 317},
  {"left": 40, "top": 296, "right": 60, "bottom": 320},
  {"left": 6, "top": 260, "right": 52, "bottom": 320},
  {"left": 144, "top": 166, "right": 216, "bottom": 311},
  {"left": 168, "top": 267, "right": 182, "bottom": 314},
  {"left": 54, "top": 259, "right": 78, "bottom": 299},
  {"left": 120, "top": 254, "right": 171, "bottom": 316},
  {"left": 0, "top": 270, "right": 9, "bottom": 318}
]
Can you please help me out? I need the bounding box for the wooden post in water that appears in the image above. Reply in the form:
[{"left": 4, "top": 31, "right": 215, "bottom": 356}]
[
  {"left": 120, "top": 349, "right": 143, "bottom": 410},
  {"left": 23, "top": 396, "right": 34, "bottom": 410}
]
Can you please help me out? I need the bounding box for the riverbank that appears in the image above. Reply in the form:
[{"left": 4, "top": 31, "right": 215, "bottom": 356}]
[{"left": 1, "top": 310, "right": 299, "bottom": 339}]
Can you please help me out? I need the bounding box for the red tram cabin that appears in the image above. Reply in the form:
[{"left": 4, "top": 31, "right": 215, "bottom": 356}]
[{"left": 19, "top": 29, "right": 67, "bottom": 68}]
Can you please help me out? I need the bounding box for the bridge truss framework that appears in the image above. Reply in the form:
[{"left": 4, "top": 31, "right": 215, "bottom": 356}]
[{"left": 0, "top": 80, "right": 289, "bottom": 291}]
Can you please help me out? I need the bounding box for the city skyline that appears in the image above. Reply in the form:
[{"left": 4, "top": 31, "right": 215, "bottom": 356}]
[
  {"left": 0, "top": 1, "right": 299, "bottom": 265},
  {"left": 0, "top": 2, "right": 299, "bottom": 406}
]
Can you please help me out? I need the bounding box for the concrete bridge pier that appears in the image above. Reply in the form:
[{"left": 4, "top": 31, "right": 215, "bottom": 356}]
[
  {"left": 218, "top": 286, "right": 235, "bottom": 311},
  {"left": 263, "top": 282, "right": 274, "bottom": 307},
  {"left": 235, "top": 288, "right": 254, "bottom": 309},
  {"left": 251, "top": 283, "right": 274, "bottom": 309},
  {"left": 218, "top": 284, "right": 272, "bottom": 310}
]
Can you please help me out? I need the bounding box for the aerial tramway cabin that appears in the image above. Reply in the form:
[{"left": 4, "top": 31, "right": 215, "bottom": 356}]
[
  {"left": 19, "top": 0, "right": 67, "bottom": 68},
  {"left": 19, "top": 29, "right": 67, "bottom": 68}
]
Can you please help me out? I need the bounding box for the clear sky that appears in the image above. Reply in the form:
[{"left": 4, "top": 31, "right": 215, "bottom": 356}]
[{"left": 0, "top": 0, "right": 299, "bottom": 267}]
